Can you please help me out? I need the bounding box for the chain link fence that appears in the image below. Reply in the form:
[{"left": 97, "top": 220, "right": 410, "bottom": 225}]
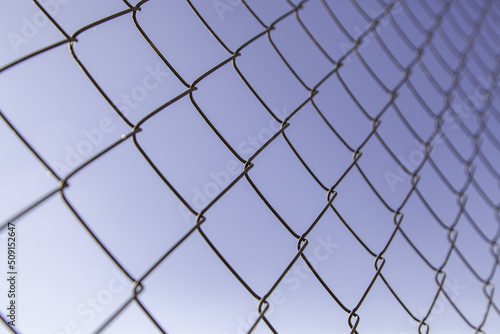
[{"left": 1, "top": 0, "right": 500, "bottom": 333}]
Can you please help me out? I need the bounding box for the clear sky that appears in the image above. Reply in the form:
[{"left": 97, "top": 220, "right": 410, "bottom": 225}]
[{"left": 1, "top": 0, "right": 500, "bottom": 333}]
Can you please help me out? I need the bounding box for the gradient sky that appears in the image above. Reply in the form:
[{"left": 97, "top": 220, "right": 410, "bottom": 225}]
[{"left": 1, "top": 0, "right": 500, "bottom": 333}]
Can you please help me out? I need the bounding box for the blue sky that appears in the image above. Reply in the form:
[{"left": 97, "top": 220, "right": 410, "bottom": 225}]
[{"left": 1, "top": 0, "right": 500, "bottom": 333}]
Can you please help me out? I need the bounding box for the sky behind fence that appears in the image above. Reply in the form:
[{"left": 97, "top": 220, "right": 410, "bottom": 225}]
[{"left": 1, "top": 0, "right": 500, "bottom": 333}]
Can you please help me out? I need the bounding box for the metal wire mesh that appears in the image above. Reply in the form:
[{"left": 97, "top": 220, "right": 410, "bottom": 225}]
[{"left": 1, "top": 0, "right": 500, "bottom": 333}]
